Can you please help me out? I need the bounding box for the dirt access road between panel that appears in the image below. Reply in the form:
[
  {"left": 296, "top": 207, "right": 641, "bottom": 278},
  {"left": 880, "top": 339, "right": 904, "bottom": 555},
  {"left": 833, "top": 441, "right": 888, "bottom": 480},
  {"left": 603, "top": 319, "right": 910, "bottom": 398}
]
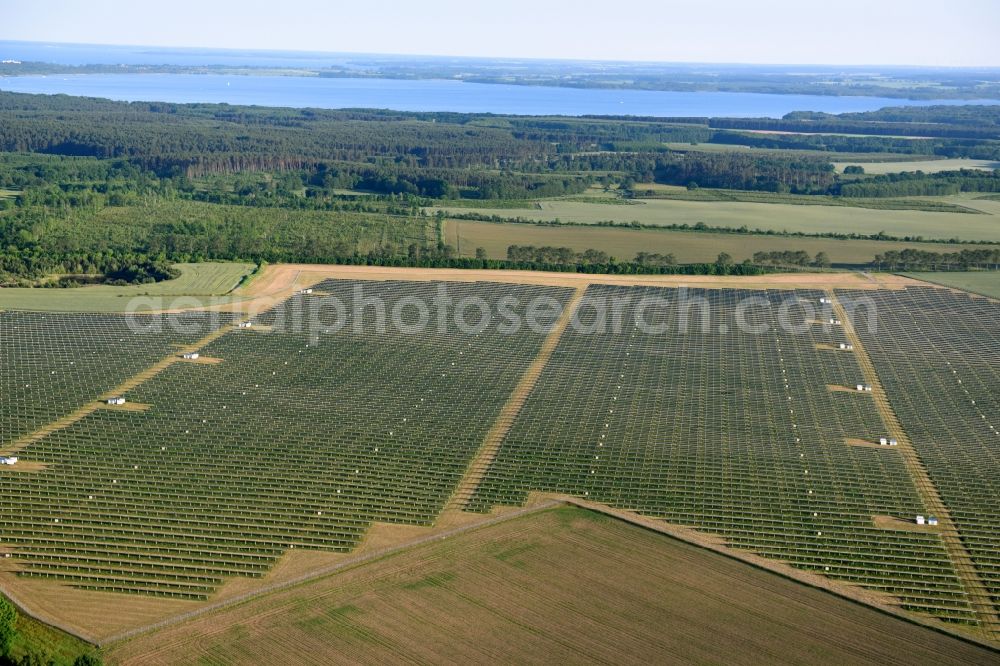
[
  {"left": 831, "top": 291, "right": 1000, "bottom": 638},
  {"left": 445, "top": 285, "right": 588, "bottom": 512}
]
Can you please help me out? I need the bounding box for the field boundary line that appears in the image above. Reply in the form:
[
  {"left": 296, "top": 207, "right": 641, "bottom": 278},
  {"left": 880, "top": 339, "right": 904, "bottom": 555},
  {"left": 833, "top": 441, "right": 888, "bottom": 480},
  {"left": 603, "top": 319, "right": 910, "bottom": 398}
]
[
  {"left": 94, "top": 501, "right": 563, "bottom": 648},
  {"left": 445, "top": 285, "right": 588, "bottom": 512},
  {"left": 830, "top": 291, "right": 1000, "bottom": 638}
]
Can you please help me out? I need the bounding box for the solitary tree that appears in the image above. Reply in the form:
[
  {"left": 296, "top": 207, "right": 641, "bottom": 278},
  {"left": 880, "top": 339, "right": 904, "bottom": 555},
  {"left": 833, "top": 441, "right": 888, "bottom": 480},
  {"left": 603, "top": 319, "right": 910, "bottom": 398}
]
[{"left": 716, "top": 252, "right": 734, "bottom": 267}]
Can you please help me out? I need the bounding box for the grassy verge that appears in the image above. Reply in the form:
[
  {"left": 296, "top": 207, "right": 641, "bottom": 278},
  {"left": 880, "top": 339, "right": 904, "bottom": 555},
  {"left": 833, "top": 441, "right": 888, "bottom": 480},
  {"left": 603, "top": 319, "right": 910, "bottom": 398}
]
[
  {"left": 232, "top": 261, "right": 267, "bottom": 293},
  {"left": 6, "top": 602, "right": 98, "bottom": 666}
]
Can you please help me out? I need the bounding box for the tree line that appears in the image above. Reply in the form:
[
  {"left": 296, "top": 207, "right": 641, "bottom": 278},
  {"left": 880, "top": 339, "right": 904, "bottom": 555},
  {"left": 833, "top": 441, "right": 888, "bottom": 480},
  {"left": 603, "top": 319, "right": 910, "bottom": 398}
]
[
  {"left": 873, "top": 248, "right": 1000, "bottom": 271},
  {"left": 837, "top": 169, "right": 1000, "bottom": 198}
]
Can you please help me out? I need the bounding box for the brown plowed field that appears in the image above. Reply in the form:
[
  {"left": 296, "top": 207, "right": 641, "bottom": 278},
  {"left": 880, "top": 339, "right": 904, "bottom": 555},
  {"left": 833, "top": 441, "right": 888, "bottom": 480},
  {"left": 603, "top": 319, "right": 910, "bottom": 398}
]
[{"left": 106, "top": 506, "right": 998, "bottom": 666}]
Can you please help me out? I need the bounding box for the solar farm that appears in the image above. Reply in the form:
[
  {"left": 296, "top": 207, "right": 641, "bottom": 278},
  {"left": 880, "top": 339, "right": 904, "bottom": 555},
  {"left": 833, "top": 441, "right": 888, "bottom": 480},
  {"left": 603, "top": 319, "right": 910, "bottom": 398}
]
[
  {"left": 1, "top": 269, "right": 999, "bottom": 646},
  {"left": 842, "top": 287, "right": 1000, "bottom": 626},
  {"left": 0, "top": 281, "right": 571, "bottom": 602},
  {"left": 468, "top": 286, "right": 971, "bottom": 621}
]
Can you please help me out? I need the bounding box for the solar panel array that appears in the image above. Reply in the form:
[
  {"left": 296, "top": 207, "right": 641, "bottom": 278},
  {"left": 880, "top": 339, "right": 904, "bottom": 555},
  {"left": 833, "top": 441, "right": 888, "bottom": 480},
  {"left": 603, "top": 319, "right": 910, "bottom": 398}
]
[
  {"left": 840, "top": 286, "right": 1000, "bottom": 622},
  {"left": 0, "top": 281, "right": 570, "bottom": 599},
  {"left": 470, "top": 285, "right": 974, "bottom": 622},
  {"left": 0, "top": 311, "right": 228, "bottom": 447},
  {"left": 1, "top": 281, "right": 994, "bottom": 630}
]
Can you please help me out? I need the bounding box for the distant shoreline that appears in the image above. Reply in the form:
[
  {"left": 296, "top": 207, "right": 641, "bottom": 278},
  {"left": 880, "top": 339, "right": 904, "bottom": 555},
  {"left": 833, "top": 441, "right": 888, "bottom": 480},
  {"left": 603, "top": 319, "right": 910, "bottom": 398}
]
[
  {"left": 3, "top": 40, "right": 1000, "bottom": 101},
  {"left": 4, "top": 71, "right": 999, "bottom": 118}
]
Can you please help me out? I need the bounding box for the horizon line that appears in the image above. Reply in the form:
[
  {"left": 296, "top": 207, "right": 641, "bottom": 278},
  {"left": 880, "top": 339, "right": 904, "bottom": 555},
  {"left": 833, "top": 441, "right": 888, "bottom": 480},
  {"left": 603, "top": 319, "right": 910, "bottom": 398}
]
[{"left": 3, "top": 38, "right": 1000, "bottom": 71}]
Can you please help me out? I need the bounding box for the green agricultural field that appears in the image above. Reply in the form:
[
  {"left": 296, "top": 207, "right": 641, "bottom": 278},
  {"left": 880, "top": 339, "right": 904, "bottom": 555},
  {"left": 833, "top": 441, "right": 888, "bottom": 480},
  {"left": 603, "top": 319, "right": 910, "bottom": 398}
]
[
  {"left": 0, "top": 262, "right": 256, "bottom": 312},
  {"left": 903, "top": 271, "right": 1000, "bottom": 298},
  {"left": 431, "top": 195, "right": 1000, "bottom": 242},
  {"left": 445, "top": 219, "right": 994, "bottom": 265},
  {"left": 834, "top": 158, "right": 1000, "bottom": 175}
]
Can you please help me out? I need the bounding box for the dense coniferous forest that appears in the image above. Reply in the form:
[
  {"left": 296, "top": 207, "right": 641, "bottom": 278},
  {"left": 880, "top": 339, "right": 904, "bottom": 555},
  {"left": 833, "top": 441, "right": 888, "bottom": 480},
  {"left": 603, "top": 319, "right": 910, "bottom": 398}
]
[
  {"left": 837, "top": 170, "right": 1000, "bottom": 197},
  {"left": 0, "top": 91, "right": 998, "bottom": 283}
]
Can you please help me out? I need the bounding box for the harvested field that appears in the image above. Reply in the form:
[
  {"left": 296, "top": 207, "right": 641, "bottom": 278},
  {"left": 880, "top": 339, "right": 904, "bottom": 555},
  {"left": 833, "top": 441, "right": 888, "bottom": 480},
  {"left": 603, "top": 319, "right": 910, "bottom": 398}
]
[
  {"left": 236, "top": 262, "right": 917, "bottom": 296},
  {"left": 664, "top": 143, "right": 925, "bottom": 161},
  {"left": 442, "top": 219, "right": 986, "bottom": 265},
  {"left": 628, "top": 184, "right": 975, "bottom": 213},
  {"left": 430, "top": 195, "right": 1000, "bottom": 242},
  {"left": 104, "top": 506, "right": 1000, "bottom": 666},
  {"left": 4, "top": 262, "right": 923, "bottom": 317},
  {"left": 834, "top": 158, "right": 1000, "bottom": 175}
]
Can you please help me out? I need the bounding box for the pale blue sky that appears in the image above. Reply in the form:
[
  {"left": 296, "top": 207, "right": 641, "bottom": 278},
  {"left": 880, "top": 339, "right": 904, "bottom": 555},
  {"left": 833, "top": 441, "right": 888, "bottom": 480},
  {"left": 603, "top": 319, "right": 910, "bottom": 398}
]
[{"left": 4, "top": 0, "right": 999, "bottom": 66}]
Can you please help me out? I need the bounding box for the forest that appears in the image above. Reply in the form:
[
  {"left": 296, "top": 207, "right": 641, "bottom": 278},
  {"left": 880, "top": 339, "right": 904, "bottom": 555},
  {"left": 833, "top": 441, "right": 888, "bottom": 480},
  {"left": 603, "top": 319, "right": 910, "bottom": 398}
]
[
  {"left": 0, "top": 91, "right": 998, "bottom": 283},
  {"left": 2, "top": 93, "right": 997, "bottom": 193}
]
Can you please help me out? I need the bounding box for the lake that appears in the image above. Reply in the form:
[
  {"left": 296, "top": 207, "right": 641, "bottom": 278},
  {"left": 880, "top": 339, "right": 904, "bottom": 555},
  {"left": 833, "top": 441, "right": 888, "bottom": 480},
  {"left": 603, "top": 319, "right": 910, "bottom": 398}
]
[{"left": 3, "top": 73, "right": 998, "bottom": 117}]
